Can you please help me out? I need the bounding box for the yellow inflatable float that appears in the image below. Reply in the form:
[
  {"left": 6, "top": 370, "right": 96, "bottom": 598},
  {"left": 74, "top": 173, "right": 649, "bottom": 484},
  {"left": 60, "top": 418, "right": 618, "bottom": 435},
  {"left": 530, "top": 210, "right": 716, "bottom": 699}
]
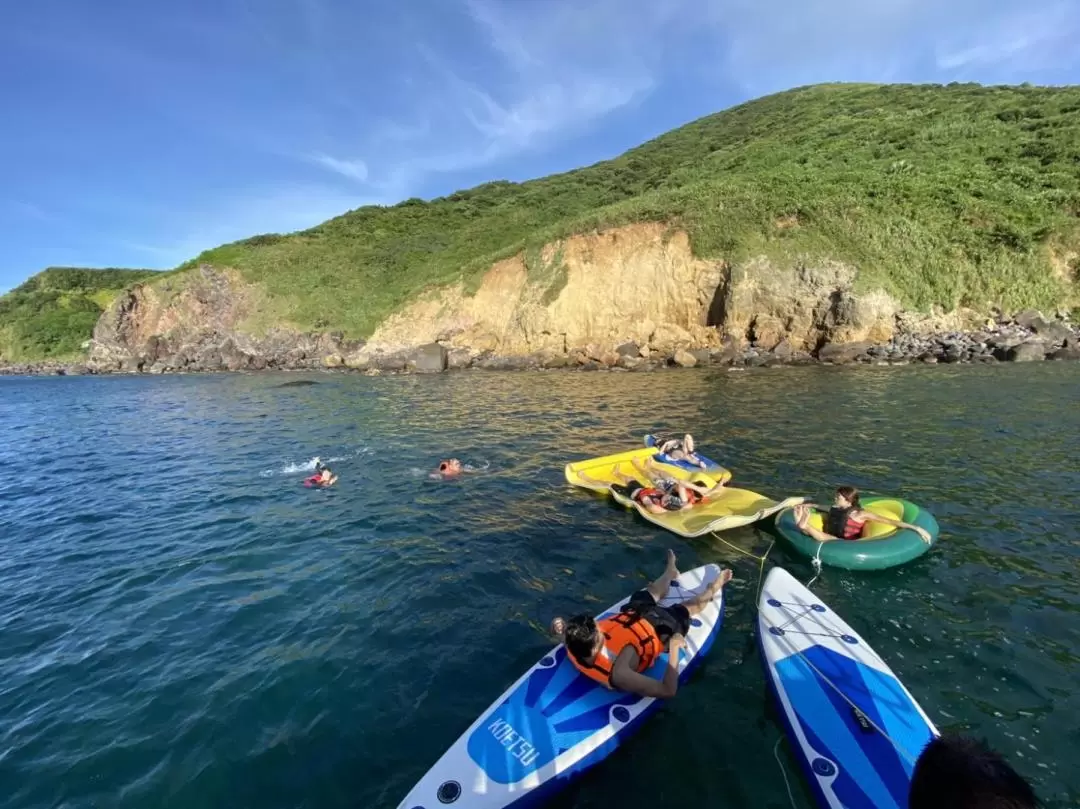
[
  {"left": 565, "top": 448, "right": 803, "bottom": 538},
  {"left": 564, "top": 447, "right": 732, "bottom": 492}
]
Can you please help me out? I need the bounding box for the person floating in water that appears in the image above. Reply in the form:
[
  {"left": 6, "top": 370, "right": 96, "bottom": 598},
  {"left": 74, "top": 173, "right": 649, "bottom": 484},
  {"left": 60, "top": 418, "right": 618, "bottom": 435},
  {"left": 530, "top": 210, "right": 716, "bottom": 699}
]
[
  {"left": 432, "top": 458, "right": 466, "bottom": 479},
  {"left": 305, "top": 462, "right": 338, "bottom": 488},
  {"left": 652, "top": 433, "right": 709, "bottom": 469},
  {"left": 908, "top": 733, "right": 1040, "bottom": 809},
  {"left": 550, "top": 550, "right": 732, "bottom": 699},
  {"left": 430, "top": 458, "right": 489, "bottom": 480},
  {"left": 792, "top": 485, "right": 931, "bottom": 543}
]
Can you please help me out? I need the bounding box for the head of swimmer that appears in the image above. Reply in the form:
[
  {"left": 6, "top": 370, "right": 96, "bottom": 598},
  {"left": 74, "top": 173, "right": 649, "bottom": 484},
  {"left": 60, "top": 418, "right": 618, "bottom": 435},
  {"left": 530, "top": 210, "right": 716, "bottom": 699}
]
[
  {"left": 908, "top": 734, "right": 1039, "bottom": 809},
  {"left": 833, "top": 485, "right": 861, "bottom": 509},
  {"left": 562, "top": 614, "right": 602, "bottom": 663},
  {"left": 438, "top": 458, "right": 463, "bottom": 475}
]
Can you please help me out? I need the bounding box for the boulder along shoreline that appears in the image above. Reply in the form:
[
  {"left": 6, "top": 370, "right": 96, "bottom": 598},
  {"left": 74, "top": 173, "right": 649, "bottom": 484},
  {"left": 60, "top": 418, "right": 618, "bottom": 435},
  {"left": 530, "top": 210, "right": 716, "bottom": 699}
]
[{"left": 3, "top": 310, "right": 1077, "bottom": 377}]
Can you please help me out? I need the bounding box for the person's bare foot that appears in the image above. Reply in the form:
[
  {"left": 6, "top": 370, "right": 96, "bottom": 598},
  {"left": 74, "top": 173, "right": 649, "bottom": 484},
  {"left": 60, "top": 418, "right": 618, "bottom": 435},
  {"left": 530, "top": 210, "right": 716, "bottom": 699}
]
[
  {"left": 703, "top": 568, "right": 734, "bottom": 599},
  {"left": 794, "top": 504, "right": 810, "bottom": 529},
  {"left": 665, "top": 549, "right": 679, "bottom": 579}
]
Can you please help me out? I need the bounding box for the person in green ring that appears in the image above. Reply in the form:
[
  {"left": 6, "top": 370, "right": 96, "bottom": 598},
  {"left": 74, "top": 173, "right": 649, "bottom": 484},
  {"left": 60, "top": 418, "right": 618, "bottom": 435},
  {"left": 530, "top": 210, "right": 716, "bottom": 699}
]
[{"left": 793, "top": 485, "right": 932, "bottom": 544}]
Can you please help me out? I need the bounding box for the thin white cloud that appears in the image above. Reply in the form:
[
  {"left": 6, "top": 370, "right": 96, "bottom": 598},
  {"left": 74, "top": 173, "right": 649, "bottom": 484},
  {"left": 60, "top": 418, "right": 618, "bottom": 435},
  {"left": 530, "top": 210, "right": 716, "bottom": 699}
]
[
  {"left": 9, "top": 0, "right": 1080, "bottom": 274},
  {"left": 332, "top": 0, "right": 713, "bottom": 194},
  {"left": 308, "top": 0, "right": 1080, "bottom": 198},
  {"left": 711, "top": 0, "right": 1080, "bottom": 94},
  {"left": 308, "top": 153, "right": 369, "bottom": 183},
  {"left": 3, "top": 200, "right": 54, "bottom": 223},
  {"left": 934, "top": 1, "right": 1080, "bottom": 72}
]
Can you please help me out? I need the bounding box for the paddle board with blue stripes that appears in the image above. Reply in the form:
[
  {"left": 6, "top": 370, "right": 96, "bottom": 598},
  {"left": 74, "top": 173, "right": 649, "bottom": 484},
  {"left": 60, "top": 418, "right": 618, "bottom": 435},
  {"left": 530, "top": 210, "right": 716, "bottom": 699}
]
[
  {"left": 757, "top": 567, "right": 938, "bottom": 809},
  {"left": 397, "top": 564, "right": 726, "bottom": 809}
]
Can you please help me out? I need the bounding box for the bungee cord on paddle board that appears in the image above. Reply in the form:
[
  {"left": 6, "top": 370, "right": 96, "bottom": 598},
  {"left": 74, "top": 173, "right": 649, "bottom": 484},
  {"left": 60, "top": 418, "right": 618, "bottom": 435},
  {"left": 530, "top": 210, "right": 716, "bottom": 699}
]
[
  {"left": 761, "top": 596, "right": 923, "bottom": 768},
  {"left": 762, "top": 547, "right": 925, "bottom": 802}
]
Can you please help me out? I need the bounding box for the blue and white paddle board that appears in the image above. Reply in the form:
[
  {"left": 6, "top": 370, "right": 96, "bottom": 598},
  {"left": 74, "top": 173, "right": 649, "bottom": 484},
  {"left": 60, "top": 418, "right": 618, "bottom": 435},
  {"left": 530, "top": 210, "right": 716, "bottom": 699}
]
[
  {"left": 758, "top": 567, "right": 938, "bottom": 809},
  {"left": 643, "top": 434, "right": 721, "bottom": 471},
  {"left": 397, "top": 564, "right": 726, "bottom": 809}
]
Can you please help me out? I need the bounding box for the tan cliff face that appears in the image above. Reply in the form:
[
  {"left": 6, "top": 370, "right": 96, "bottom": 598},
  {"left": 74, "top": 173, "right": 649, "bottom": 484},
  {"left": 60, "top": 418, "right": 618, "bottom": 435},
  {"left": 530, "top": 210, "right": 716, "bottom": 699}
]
[
  {"left": 88, "top": 223, "right": 905, "bottom": 369},
  {"left": 363, "top": 225, "right": 725, "bottom": 357},
  {"left": 88, "top": 266, "right": 360, "bottom": 371},
  {"left": 359, "top": 223, "right": 900, "bottom": 360}
]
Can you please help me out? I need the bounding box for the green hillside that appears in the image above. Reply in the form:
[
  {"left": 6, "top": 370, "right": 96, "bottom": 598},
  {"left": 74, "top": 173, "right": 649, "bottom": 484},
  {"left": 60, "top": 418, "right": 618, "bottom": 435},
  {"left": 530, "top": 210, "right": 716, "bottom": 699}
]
[
  {"left": 186, "top": 82, "right": 1080, "bottom": 337},
  {"left": 0, "top": 268, "right": 159, "bottom": 361},
  {"left": 4, "top": 82, "right": 1080, "bottom": 360}
]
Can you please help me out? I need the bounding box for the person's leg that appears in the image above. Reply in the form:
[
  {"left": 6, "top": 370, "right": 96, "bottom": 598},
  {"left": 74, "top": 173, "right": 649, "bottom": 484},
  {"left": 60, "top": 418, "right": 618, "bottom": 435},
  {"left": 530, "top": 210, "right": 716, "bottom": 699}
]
[
  {"left": 702, "top": 479, "right": 727, "bottom": 497},
  {"left": 630, "top": 457, "right": 660, "bottom": 485},
  {"left": 577, "top": 470, "right": 608, "bottom": 490},
  {"left": 794, "top": 504, "right": 834, "bottom": 542},
  {"left": 645, "top": 549, "right": 680, "bottom": 601},
  {"left": 681, "top": 569, "right": 733, "bottom": 616},
  {"left": 611, "top": 463, "right": 637, "bottom": 484},
  {"left": 674, "top": 483, "right": 697, "bottom": 509}
]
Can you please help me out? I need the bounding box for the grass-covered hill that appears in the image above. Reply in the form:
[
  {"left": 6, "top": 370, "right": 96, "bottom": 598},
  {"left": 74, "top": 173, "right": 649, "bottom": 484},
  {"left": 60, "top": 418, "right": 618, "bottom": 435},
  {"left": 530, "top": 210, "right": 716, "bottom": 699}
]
[
  {"left": 188, "top": 82, "right": 1080, "bottom": 336},
  {"left": 0, "top": 268, "right": 159, "bottom": 361},
  {"left": 4, "top": 82, "right": 1080, "bottom": 360}
]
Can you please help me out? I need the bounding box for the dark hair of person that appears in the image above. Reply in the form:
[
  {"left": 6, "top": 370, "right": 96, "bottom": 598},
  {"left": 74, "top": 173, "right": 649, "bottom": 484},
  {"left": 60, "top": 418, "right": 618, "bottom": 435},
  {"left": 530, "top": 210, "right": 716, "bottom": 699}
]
[
  {"left": 563, "top": 615, "right": 599, "bottom": 663},
  {"left": 909, "top": 734, "right": 1040, "bottom": 809},
  {"left": 836, "top": 485, "right": 861, "bottom": 509}
]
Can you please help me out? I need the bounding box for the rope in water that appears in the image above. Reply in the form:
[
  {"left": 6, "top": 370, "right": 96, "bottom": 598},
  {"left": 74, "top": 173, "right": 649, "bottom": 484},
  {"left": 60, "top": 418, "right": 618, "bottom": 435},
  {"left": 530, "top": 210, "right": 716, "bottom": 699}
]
[
  {"left": 773, "top": 736, "right": 799, "bottom": 809},
  {"left": 805, "top": 539, "right": 825, "bottom": 589},
  {"left": 707, "top": 530, "right": 774, "bottom": 602}
]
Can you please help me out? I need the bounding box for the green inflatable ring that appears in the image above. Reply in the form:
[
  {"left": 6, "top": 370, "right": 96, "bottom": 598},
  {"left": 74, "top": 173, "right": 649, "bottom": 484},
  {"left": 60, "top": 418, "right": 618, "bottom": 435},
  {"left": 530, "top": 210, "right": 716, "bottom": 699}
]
[{"left": 774, "top": 496, "right": 939, "bottom": 571}]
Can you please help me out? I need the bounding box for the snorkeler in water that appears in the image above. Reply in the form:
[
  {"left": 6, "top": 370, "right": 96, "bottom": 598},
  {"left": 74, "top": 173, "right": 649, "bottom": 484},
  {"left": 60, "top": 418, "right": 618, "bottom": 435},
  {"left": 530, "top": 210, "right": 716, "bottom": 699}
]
[
  {"left": 305, "top": 461, "right": 338, "bottom": 488},
  {"left": 432, "top": 459, "right": 471, "bottom": 479},
  {"left": 430, "top": 458, "right": 492, "bottom": 480}
]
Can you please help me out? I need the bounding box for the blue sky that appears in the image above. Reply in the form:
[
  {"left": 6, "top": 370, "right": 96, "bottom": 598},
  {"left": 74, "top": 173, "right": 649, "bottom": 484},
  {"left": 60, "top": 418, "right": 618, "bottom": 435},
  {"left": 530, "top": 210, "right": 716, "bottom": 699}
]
[{"left": 2, "top": 0, "right": 1079, "bottom": 291}]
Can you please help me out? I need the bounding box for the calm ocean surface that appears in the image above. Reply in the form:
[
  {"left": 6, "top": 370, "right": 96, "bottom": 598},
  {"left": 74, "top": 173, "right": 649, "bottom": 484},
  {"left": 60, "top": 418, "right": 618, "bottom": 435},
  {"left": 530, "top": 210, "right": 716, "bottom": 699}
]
[{"left": 1, "top": 365, "right": 1078, "bottom": 808}]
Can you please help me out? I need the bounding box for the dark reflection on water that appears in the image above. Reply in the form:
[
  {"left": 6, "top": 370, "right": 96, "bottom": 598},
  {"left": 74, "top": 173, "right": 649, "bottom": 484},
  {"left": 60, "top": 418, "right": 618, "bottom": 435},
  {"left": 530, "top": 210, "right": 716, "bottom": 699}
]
[{"left": 0, "top": 364, "right": 1077, "bottom": 808}]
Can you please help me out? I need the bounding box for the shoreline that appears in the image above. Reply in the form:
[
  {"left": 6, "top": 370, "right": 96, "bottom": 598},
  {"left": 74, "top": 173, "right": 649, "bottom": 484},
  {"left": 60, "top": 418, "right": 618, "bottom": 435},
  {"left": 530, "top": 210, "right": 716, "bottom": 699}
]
[{"left": 3, "top": 311, "right": 1077, "bottom": 378}]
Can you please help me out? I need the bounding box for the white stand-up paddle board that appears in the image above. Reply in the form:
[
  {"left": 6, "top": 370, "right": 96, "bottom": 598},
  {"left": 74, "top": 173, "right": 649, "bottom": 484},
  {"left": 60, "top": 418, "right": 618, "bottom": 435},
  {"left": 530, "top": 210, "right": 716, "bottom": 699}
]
[
  {"left": 758, "top": 567, "right": 938, "bottom": 809},
  {"left": 397, "top": 564, "right": 726, "bottom": 809}
]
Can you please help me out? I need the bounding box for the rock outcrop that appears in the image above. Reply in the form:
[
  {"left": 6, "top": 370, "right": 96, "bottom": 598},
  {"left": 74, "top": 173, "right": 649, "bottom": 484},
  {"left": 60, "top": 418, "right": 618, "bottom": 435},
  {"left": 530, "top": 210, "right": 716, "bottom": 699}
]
[
  {"left": 86, "top": 265, "right": 362, "bottom": 373},
  {"left": 53, "top": 225, "right": 1078, "bottom": 376},
  {"left": 344, "top": 224, "right": 904, "bottom": 367}
]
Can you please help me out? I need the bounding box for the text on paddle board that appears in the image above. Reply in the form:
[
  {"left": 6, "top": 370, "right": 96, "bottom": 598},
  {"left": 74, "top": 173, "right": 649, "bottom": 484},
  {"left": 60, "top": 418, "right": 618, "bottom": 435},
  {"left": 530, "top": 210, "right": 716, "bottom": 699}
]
[{"left": 487, "top": 719, "right": 540, "bottom": 766}]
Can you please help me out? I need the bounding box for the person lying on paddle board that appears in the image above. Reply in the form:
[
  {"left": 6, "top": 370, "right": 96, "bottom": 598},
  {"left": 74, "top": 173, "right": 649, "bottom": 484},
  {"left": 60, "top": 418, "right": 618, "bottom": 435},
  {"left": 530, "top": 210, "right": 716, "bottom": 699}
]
[
  {"left": 651, "top": 433, "right": 709, "bottom": 469},
  {"left": 793, "top": 485, "right": 932, "bottom": 544},
  {"left": 550, "top": 550, "right": 732, "bottom": 699}
]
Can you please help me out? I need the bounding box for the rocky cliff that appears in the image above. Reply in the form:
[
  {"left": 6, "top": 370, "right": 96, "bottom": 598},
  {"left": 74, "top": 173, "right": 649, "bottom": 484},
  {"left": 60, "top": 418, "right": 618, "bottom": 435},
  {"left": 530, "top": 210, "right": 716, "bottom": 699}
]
[
  {"left": 349, "top": 223, "right": 910, "bottom": 366},
  {"left": 87, "top": 266, "right": 361, "bottom": 373},
  {"left": 74, "top": 222, "right": 1078, "bottom": 375}
]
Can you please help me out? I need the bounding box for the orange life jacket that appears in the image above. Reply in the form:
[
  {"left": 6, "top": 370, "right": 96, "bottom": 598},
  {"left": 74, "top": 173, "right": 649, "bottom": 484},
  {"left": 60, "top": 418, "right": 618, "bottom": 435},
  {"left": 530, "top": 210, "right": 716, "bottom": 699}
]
[
  {"left": 568, "top": 611, "right": 663, "bottom": 687},
  {"left": 633, "top": 486, "right": 662, "bottom": 505}
]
